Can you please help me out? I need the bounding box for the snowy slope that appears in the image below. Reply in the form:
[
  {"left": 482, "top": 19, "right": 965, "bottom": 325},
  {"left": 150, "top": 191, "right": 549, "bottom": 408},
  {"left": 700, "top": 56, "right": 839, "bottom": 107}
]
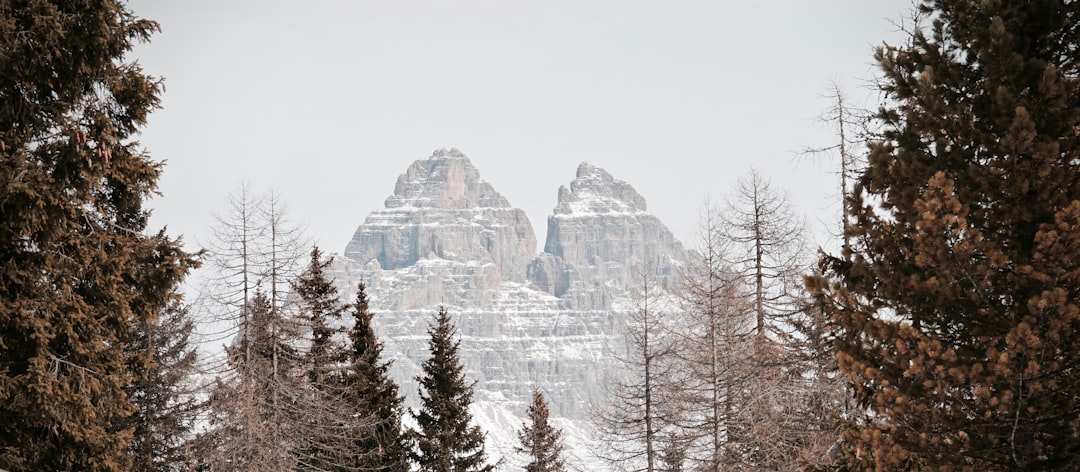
[{"left": 333, "top": 149, "right": 688, "bottom": 469}]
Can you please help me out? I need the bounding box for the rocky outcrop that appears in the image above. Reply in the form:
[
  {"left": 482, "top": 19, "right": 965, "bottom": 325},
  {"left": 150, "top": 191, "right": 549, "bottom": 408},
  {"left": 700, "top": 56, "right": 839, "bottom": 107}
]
[
  {"left": 335, "top": 150, "right": 688, "bottom": 466},
  {"left": 527, "top": 162, "right": 686, "bottom": 310},
  {"left": 343, "top": 148, "right": 536, "bottom": 309}
]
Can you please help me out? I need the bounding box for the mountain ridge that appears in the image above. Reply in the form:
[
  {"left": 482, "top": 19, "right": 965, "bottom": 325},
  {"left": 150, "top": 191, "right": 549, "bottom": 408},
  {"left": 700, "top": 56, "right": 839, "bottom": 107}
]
[{"left": 332, "top": 148, "right": 688, "bottom": 467}]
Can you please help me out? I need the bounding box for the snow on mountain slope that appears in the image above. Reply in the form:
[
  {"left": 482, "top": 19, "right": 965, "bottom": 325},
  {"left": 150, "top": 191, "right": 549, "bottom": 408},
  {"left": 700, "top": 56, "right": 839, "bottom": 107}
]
[{"left": 333, "top": 149, "right": 687, "bottom": 469}]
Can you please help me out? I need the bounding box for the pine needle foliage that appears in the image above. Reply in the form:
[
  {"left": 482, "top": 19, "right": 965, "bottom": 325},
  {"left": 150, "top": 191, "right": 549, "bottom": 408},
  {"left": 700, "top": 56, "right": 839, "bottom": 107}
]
[
  {"left": 411, "top": 307, "right": 494, "bottom": 472},
  {"left": 0, "top": 1, "right": 193, "bottom": 470},
  {"left": 344, "top": 282, "right": 410, "bottom": 472},
  {"left": 292, "top": 246, "right": 352, "bottom": 471},
  {"left": 294, "top": 246, "right": 347, "bottom": 387},
  {"left": 127, "top": 300, "right": 202, "bottom": 472},
  {"left": 808, "top": 1, "right": 1080, "bottom": 470},
  {"left": 516, "top": 388, "right": 567, "bottom": 472}
]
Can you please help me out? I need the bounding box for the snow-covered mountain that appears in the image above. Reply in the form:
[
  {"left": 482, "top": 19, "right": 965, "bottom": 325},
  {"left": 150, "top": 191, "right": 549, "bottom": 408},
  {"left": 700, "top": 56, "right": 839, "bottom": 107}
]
[{"left": 332, "top": 148, "right": 687, "bottom": 468}]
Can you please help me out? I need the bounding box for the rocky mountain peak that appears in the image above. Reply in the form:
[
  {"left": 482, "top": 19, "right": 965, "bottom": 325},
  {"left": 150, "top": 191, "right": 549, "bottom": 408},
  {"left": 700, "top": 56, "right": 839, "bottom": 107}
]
[
  {"left": 431, "top": 147, "right": 468, "bottom": 159},
  {"left": 530, "top": 162, "right": 686, "bottom": 309},
  {"left": 554, "top": 162, "right": 647, "bottom": 215},
  {"left": 336, "top": 152, "right": 689, "bottom": 466},
  {"left": 386, "top": 148, "right": 509, "bottom": 210},
  {"left": 344, "top": 149, "right": 535, "bottom": 287}
]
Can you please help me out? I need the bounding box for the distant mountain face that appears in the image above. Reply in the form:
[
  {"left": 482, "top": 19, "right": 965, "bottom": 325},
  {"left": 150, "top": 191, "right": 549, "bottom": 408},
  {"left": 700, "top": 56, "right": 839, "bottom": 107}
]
[{"left": 333, "top": 148, "right": 687, "bottom": 465}]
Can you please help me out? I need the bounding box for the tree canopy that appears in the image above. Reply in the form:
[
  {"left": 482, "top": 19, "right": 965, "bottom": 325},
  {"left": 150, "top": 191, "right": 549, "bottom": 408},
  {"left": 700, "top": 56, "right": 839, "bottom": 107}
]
[
  {"left": 0, "top": 1, "right": 194, "bottom": 470},
  {"left": 412, "top": 307, "right": 494, "bottom": 472},
  {"left": 809, "top": 1, "right": 1080, "bottom": 470}
]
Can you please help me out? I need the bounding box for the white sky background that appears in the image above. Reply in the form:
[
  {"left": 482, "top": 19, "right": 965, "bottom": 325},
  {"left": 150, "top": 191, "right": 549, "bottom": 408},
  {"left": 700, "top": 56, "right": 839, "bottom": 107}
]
[{"left": 129, "top": 0, "right": 915, "bottom": 258}]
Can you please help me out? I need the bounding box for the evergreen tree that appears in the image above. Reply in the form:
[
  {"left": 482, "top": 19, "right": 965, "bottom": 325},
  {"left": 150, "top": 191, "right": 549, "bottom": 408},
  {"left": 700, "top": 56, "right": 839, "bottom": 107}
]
[
  {"left": 346, "top": 282, "right": 411, "bottom": 472},
  {"left": 0, "top": 2, "right": 193, "bottom": 470},
  {"left": 292, "top": 246, "right": 353, "bottom": 471},
  {"left": 203, "top": 291, "right": 302, "bottom": 471},
  {"left": 808, "top": 1, "right": 1080, "bottom": 469},
  {"left": 516, "top": 388, "right": 566, "bottom": 472},
  {"left": 294, "top": 246, "right": 346, "bottom": 386},
  {"left": 127, "top": 299, "right": 202, "bottom": 472},
  {"left": 412, "top": 307, "right": 494, "bottom": 472}
]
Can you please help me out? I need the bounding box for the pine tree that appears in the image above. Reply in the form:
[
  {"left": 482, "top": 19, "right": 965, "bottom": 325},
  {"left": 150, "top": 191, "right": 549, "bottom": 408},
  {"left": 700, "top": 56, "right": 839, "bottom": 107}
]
[
  {"left": 808, "top": 1, "right": 1080, "bottom": 469},
  {"left": 720, "top": 173, "right": 828, "bottom": 471},
  {"left": 516, "top": 388, "right": 566, "bottom": 472},
  {"left": 205, "top": 182, "right": 264, "bottom": 365},
  {"left": 671, "top": 204, "right": 753, "bottom": 471},
  {"left": 346, "top": 282, "right": 411, "bottom": 472},
  {"left": 658, "top": 432, "right": 687, "bottom": 472},
  {"left": 294, "top": 246, "right": 346, "bottom": 387},
  {"left": 127, "top": 299, "right": 202, "bottom": 472},
  {"left": 412, "top": 307, "right": 494, "bottom": 472},
  {"left": 204, "top": 291, "right": 302, "bottom": 471},
  {"left": 292, "top": 246, "right": 354, "bottom": 471},
  {"left": 0, "top": 2, "right": 193, "bottom": 470},
  {"left": 204, "top": 185, "right": 306, "bottom": 368}
]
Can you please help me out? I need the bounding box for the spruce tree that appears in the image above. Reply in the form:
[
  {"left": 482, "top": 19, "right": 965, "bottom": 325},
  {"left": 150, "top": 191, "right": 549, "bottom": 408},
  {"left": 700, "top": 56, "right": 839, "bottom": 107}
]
[
  {"left": 412, "top": 307, "right": 494, "bottom": 472},
  {"left": 204, "top": 291, "right": 301, "bottom": 471},
  {"left": 808, "top": 1, "right": 1080, "bottom": 469},
  {"left": 0, "top": 2, "right": 193, "bottom": 470},
  {"left": 292, "top": 246, "right": 352, "bottom": 471},
  {"left": 294, "top": 246, "right": 346, "bottom": 386},
  {"left": 346, "top": 282, "right": 410, "bottom": 472},
  {"left": 127, "top": 299, "right": 202, "bottom": 472},
  {"left": 516, "top": 388, "right": 567, "bottom": 472}
]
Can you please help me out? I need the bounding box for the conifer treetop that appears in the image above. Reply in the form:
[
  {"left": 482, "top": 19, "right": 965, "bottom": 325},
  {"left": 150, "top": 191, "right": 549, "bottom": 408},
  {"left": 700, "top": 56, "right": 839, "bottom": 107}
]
[
  {"left": 412, "top": 307, "right": 494, "bottom": 472},
  {"left": 516, "top": 388, "right": 567, "bottom": 472},
  {"left": 810, "top": 0, "right": 1080, "bottom": 469}
]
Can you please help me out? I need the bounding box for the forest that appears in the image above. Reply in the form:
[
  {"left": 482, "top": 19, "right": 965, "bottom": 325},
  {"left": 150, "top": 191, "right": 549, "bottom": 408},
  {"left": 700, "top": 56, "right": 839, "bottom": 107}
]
[{"left": 2, "top": 1, "right": 1080, "bottom": 471}]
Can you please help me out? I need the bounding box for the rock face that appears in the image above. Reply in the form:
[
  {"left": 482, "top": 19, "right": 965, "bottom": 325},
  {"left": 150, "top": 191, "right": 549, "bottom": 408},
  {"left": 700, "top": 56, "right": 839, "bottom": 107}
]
[
  {"left": 343, "top": 148, "right": 537, "bottom": 309},
  {"left": 334, "top": 149, "right": 687, "bottom": 465},
  {"left": 528, "top": 162, "right": 686, "bottom": 310}
]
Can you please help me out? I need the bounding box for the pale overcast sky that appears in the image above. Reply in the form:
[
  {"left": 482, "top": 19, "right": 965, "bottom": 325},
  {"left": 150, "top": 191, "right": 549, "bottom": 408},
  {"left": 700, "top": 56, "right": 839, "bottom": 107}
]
[{"left": 129, "top": 1, "right": 914, "bottom": 258}]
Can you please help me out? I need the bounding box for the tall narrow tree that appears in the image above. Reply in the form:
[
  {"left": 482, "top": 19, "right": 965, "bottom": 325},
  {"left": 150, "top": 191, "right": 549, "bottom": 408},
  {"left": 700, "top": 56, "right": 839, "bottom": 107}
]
[
  {"left": 127, "top": 299, "right": 202, "bottom": 472},
  {"left": 204, "top": 182, "right": 264, "bottom": 362},
  {"left": 723, "top": 169, "right": 809, "bottom": 338},
  {"left": 203, "top": 185, "right": 306, "bottom": 366},
  {"left": 203, "top": 291, "right": 302, "bottom": 471},
  {"left": 0, "top": 2, "right": 193, "bottom": 470},
  {"left": 516, "top": 388, "right": 567, "bottom": 472},
  {"left": 294, "top": 246, "right": 346, "bottom": 387},
  {"left": 411, "top": 307, "right": 494, "bottom": 472},
  {"left": 809, "top": 1, "right": 1080, "bottom": 469},
  {"left": 346, "top": 282, "right": 410, "bottom": 472},
  {"left": 593, "top": 268, "right": 679, "bottom": 472},
  {"left": 292, "top": 246, "right": 355, "bottom": 471},
  {"left": 672, "top": 206, "right": 754, "bottom": 471},
  {"left": 801, "top": 81, "right": 870, "bottom": 253}
]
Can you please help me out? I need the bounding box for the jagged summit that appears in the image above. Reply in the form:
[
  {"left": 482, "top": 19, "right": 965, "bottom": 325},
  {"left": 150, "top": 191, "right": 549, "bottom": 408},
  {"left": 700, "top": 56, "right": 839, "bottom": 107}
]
[
  {"left": 335, "top": 151, "right": 688, "bottom": 468},
  {"left": 386, "top": 148, "right": 509, "bottom": 210},
  {"left": 431, "top": 147, "right": 467, "bottom": 159},
  {"left": 530, "top": 162, "right": 687, "bottom": 308},
  {"left": 554, "top": 162, "right": 647, "bottom": 216},
  {"left": 344, "top": 148, "right": 535, "bottom": 285}
]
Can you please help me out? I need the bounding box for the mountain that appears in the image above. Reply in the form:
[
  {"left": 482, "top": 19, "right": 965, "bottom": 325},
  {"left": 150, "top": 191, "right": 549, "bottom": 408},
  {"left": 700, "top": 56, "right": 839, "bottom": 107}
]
[
  {"left": 530, "top": 161, "right": 685, "bottom": 309},
  {"left": 333, "top": 148, "right": 687, "bottom": 466}
]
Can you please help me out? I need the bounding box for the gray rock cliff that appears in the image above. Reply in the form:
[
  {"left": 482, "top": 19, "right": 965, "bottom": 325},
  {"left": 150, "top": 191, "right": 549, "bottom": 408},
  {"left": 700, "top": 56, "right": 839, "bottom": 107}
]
[
  {"left": 528, "top": 162, "right": 686, "bottom": 310},
  {"left": 334, "top": 150, "right": 687, "bottom": 465},
  {"left": 343, "top": 148, "right": 536, "bottom": 309}
]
